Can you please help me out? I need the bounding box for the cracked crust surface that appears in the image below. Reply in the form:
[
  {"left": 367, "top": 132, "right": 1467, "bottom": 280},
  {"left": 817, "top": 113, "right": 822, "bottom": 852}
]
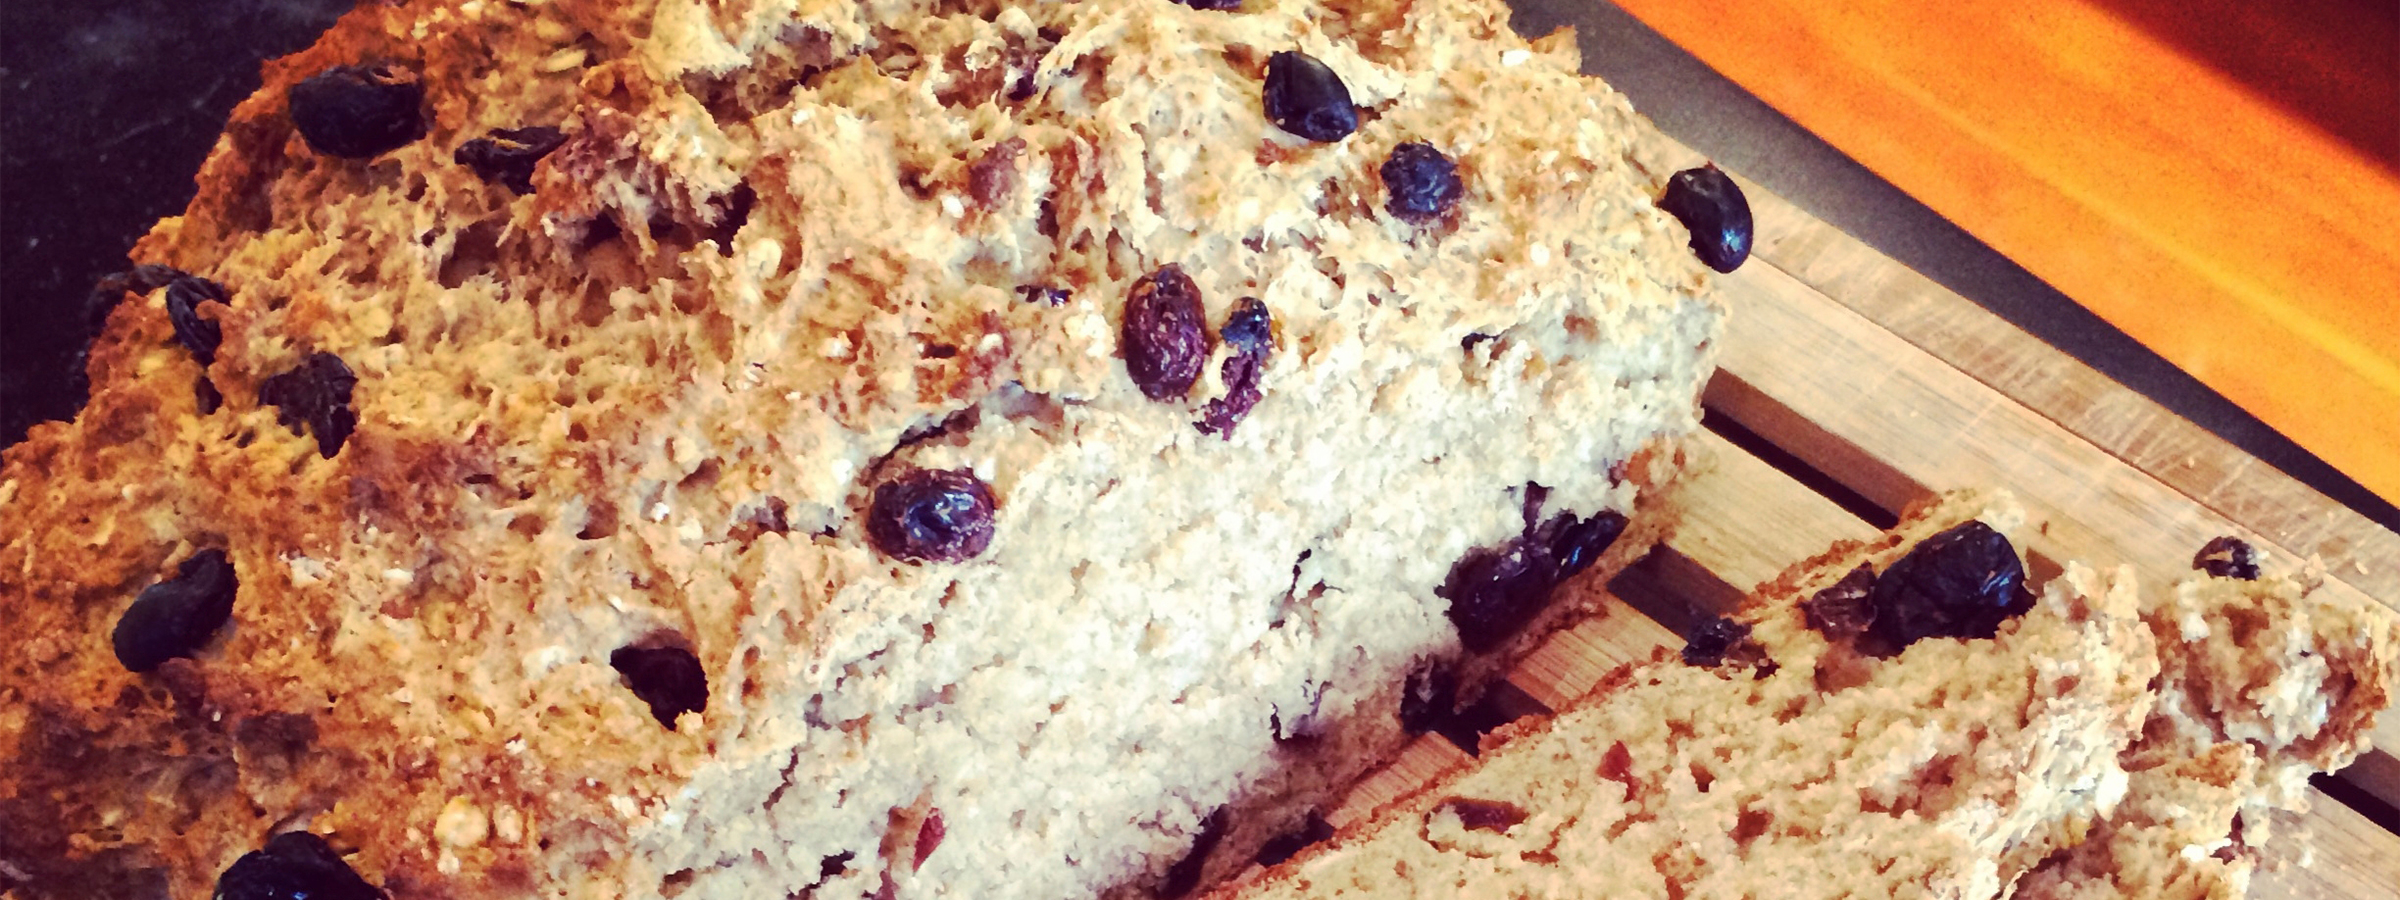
[{"left": 0, "top": 0, "right": 1723, "bottom": 898}]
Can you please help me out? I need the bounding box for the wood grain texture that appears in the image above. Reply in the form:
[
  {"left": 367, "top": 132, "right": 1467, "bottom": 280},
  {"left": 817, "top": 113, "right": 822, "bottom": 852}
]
[
  {"left": 1296, "top": 120, "right": 2400, "bottom": 896},
  {"left": 1321, "top": 735, "right": 1471, "bottom": 829},
  {"left": 1656, "top": 431, "right": 1881, "bottom": 599},
  {"left": 1480, "top": 403, "right": 2395, "bottom": 895},
  {"left": 1481, "top": 423, "right": 2395, "bottom": 896},
  {"left": 1731, "top": 169, "right": 2400, "bottom": 605},
  {"left": 1703, "top": 252, "right": 2400, "bottom": 796},
  {"left": 1608, "top": 0, "right": 2400, "bottom": 505},
  {"left": 1724, "top": 168, "right": 2400, "bottom": 810},
  {"left": 2258, "top": 794, "right": 2400, "bottom": 900}
]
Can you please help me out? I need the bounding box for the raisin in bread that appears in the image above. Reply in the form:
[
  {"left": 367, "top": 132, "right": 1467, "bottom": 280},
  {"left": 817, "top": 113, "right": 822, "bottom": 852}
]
[
  {"left": 2014, "top": 545, "right": 2400, "bottom": 899},
  {"left": 0, "top": 0, "right": 1729, "bottom": 898},
  {"left": 1218, "top": 491, "right": 2175, "bottom": 900}
]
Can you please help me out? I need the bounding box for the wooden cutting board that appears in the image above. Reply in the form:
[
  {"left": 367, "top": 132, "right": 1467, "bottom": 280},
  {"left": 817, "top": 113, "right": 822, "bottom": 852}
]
[{"left": 1292, "top": 147, "right": 2400, "bottom": 898}]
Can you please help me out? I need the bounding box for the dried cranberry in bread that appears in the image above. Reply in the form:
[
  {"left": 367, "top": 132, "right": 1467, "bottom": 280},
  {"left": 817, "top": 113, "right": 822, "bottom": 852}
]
[{"left": 0, "top": 0, "right": 1729, "bottom": 898}]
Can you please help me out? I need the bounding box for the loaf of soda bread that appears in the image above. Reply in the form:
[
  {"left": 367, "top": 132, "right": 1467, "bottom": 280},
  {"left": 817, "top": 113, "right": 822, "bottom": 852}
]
[
  {"left": 1217, "top": 494, "right": 2399, "bottom": 900},
  {"left": 0, "top": 0, "right": 1729, "bottom": 897}
]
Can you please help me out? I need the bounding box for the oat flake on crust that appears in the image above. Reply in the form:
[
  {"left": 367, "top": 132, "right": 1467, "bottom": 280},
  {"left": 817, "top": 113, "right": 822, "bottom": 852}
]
[{"left": 0, "top": 1, "right": 1726, "bottom": 898}]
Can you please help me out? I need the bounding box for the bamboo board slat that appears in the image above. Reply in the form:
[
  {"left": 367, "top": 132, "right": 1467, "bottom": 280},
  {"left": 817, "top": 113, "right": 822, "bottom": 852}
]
[
  {"left": 1699, "top": 240, "right": 2400, "bottom": 800},
  {"left": 1542, "top": 430, "right": 2389, "bottom": 899},
  {"left": 1628, "top": 119, "right": 2400, "bottom": 785}
]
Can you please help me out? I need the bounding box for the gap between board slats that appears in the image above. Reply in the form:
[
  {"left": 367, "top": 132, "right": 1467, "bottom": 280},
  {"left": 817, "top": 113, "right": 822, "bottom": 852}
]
[
  {"left": 1639, "top": 128, "right": 2400, "bottom": 804},
  {"left": 1701, "top": 250, "right": 2400, "bottom": 807},
  {"left": 1631, "top": 131, "right": 2400, "bottom": 604},
  {"left": 1305, "top": 425, "right": 2391, "bottom": 898},
  {"left": 1736, "top": 165, "right": 2400, "bottom": 605},
  {"left": 1581, "top": 431, "right": 2387, "bottom": 898},
  {"left": 1288, "top": 148, "right": 2400, "bottom": 894}
]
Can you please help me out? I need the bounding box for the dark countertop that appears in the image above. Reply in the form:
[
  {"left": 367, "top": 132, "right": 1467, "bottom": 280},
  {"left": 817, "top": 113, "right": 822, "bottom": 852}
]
[
  {"left": 2, "top": 0, "right": 350, "bottom": 441},
  {"left": 2, "top": 0, "right": 2390, "bottom": 532}
]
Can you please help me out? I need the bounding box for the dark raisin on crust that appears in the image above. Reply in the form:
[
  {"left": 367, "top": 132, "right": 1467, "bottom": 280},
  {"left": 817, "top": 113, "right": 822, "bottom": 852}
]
[
  {"left": 1398, "top": 662, "right": 1458, "bottom": 734},
  {"left": 1017, "top": 284, "right": 1073, "bottom": 306},
  {"left": 1157, "top": 808, "right": 1228, "bottom": 898},
  {"left": 1598, "top": 740, "right": 1638, "bottom": 789},
  {"left": 1545, "top": 510, "right": 1627, "bottom": 582},
  {"left": 1436, "top": 797, "right": 1529, "bottom": 833},
  {"left": 1438, "top": 507, "right": 1627, "bottom": 653},
  {"left": 112, "top": 549, "right": 238, "bottom": 673},
  {"left": 87, "top": 266, "right": 186, "bottom": 332},
  {"left": 1219, "top": 295, "right": 1272, "bottom": 355},
  {"left": 258, "top": 352, "right": 360, "bottom": 458},
  {"left": 1679, "top": 616, "right": 1761, "bottom": 669},
  {"left": 1197, "top": 297, "right": 1272, "bottom": 437},
  {"left": 1254, "top": 813, "right": 1334, "bottom": 867},
  {"left": 2193, "top": 536, "right": 2261, "bottom": 581},
  {"left": 1867, "top": 520, "right": 2033, "bottom": 650},
  {"left": 1173, "top": 0, "right": 1243, "bottom": 9},
  {"left": 1438, "top": 536, "right": 1556, "bottom": 653},
  {"left": 70, "top": 265, "right": 189, "bottom": 412},
  {"left": 609, "top": 645, "right": 710, "bottom": 729},
  {"left": 1381, "top": 142, "right": 1463, "bottom": 222},
  {"left": 819, "top": 852, "right": 856, "bottom": 878},
  {"left": 1801, "top": 564, "right": 1878, "bottom": 637},
  {"left": 454, "top": 126, "right": 568, "bottom": 194},
  {"left": 288, "top": 64, "right": 428, "bottom": 159},
  {"left": 213, "top": 831, "right": 381, "bottom": 900},
  {"left": 1657, "top": 164, "right": 1753, "bottom": 273},
  {"left": 866, "top": 469, "right": 999, "bottom": 563},
  {"left": 1261, "top": 51, "right": 1357, "bottom": 143},
  {"left": 165, "top": 275, "right": 232, "bottom": 365},
  {"left": 1122, "top": 264, "right": 1209, "bottom": 401},
  {"left": 1684, "top": 617, "right": 1774, "bottom": 676}
]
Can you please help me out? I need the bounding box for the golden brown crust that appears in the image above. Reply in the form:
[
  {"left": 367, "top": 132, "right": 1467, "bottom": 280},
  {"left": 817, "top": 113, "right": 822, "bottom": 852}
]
[{"left": 2, "top": 0, "right": 1725, "bottom": 897}]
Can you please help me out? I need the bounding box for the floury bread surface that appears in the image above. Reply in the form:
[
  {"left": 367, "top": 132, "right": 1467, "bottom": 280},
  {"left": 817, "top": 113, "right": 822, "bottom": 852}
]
[
  {"left": 0, "top": 0, "right": 1726, "bottom": 898},
  {"left": 2014, "top": 552, "right": 2400, "bottom": 899}
]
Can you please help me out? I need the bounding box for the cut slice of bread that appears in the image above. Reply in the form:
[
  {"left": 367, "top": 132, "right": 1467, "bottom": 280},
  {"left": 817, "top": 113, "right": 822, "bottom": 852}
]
[
  {"left": 1221, "top": 491, "right": 2166, "bottom": 899},
  {"left": 1219, "top": 493, "right": 2400, "bottom": 900},
  {"left": 2015, "top": 549, "right": 2400, "bottom": 900}
]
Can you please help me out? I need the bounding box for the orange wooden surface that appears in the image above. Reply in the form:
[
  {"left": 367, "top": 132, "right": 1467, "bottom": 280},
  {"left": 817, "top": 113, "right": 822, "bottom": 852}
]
[{"left": 1607, "top": 0, "right": 2400, "bottom": 505}]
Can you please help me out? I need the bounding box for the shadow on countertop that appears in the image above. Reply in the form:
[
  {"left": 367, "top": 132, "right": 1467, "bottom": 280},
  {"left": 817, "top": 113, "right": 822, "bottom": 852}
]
[{"left": 1, "top": 0, "right": 350, "bottom": 445}]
